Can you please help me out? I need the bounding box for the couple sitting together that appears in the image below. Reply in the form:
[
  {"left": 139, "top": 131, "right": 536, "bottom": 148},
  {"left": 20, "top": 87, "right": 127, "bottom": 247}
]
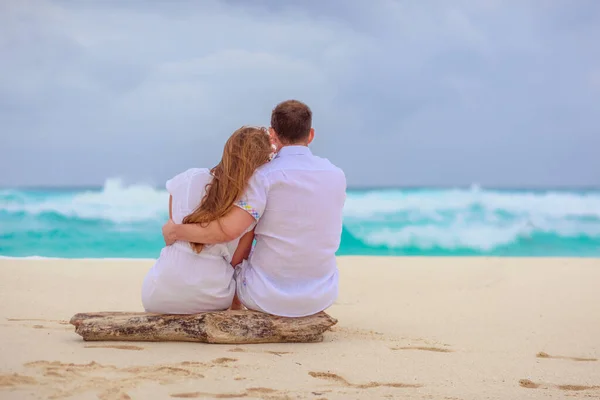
[{"left": 141, "top": 100, "right": 347, "bottom": 317}]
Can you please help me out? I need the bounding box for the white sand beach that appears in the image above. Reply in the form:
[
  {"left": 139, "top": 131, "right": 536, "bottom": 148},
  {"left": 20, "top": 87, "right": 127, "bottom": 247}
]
[{"left": 1, "top": 256, "right": 599, "bottom": 399}]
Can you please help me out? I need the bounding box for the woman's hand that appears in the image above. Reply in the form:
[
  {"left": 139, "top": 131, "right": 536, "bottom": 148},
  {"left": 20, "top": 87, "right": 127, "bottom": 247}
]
[{"left": 162, "top": 219, "right": 177, "bottom": 245}]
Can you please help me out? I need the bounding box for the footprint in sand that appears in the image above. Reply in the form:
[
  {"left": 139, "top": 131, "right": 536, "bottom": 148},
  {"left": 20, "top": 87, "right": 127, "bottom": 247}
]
[
  {"left": 0, "top": 360, "right": 209, "bottom": 399},
  {"left": 391, "top": 346, "right": 453, "bottom": 353},
  {"left": 264, "top": 351, "right": 292, "bottom": 356},
  {"left": 519, "top": 379, "right": 600, "bottom": 391},
  {"left": 308, "top": 371, "right": 421, "bottom": 389},
  {"left": 226, "top": 347, "right": 293, "bottom": 357},
  {"left": 519, "top": 379, "right": 541, "bottom": 389},
  {"left": 211, "top": 358, "right": 237, "bottom": 365},
  {"left": 171, "top": 387, "right": 278, "bottom": 399},
  {"left": 170, "top": 393, "right": 224, "bottom": 399},
  {"left": 536, "top": 352, "right": 597, "bottom": 362},
  {"left": 0, "top": 374, "right": 38, "bottom": 388},
  {"left": 228, "top": 347, "right": 246, "bottom": 353}
]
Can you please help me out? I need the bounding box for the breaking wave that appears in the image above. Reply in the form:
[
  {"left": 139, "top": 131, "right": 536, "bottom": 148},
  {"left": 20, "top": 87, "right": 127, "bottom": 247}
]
[{"left": 1, "top": 179, "right": 600, "bottom": 257}]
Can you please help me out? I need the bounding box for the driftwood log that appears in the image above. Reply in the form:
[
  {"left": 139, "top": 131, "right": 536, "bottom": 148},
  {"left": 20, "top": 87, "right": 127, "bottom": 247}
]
[{"left": 70, "top": 311, "right": 337, "bottom": 344}]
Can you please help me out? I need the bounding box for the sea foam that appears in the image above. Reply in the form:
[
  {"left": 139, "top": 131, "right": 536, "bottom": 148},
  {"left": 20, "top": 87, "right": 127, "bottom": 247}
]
[{"left": 1, "top": 179, "right": 600, "bottom": 257}]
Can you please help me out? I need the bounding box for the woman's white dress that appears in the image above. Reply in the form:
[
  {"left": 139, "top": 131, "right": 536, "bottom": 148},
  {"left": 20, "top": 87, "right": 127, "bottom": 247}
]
[{"left": 141, "top": 168, "right": 253, "bottom": 314}]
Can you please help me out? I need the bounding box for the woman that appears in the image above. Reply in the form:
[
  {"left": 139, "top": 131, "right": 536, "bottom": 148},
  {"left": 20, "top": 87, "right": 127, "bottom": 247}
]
[{"left": 142, "top": 126, "right": 272, "bottom": 314}]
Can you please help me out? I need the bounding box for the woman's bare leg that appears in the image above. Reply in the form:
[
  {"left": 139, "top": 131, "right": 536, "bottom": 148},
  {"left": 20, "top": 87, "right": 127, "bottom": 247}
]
[{"left": 230, "top": 293, "right": 243, "bottom": 310}]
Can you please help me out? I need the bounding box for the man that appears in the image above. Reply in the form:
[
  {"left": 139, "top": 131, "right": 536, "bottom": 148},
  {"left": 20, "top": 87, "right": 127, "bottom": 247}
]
[{"left": 162, "top": 100, "right": 346, "bottom": 317}]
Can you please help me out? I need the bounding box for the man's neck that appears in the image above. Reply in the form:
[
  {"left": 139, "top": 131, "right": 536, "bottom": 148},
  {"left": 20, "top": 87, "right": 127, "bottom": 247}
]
[
  {"left": 278, "top": 142, "right": 308, "bottom": 151},
  {"left": 274, "top": 144, "right": 312, "bottom": 158}
]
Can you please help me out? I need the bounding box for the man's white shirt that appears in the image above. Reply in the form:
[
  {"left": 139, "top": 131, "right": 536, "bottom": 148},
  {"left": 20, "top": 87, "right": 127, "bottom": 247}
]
[{"left": 235, "top": 145, "right": 347, "bottom": 317}]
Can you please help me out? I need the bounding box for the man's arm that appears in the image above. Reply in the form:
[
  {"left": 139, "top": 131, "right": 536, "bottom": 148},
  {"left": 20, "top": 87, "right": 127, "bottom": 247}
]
[
  {"left": 163, "top": 207, "right": 255, "bottom": 245},
  {"left": 163, "top": 170, "right": 268, "bottom": 246}
]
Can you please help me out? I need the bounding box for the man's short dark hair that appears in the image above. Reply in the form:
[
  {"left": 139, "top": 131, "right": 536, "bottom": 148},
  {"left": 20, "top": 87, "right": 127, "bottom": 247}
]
[{"left": 270, "top": 100, "right": 312, "bottom": 144}]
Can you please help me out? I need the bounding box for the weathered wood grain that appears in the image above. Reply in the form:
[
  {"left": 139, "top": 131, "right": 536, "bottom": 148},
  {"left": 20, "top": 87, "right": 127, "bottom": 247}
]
[{"left": 70, "top": 311, "right": 337, "bottom": 344}]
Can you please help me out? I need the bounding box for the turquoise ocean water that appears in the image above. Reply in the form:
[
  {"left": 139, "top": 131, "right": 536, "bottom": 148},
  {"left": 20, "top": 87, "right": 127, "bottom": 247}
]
[{"left": 1, "top": 179, "right": 599, "bottom": 259}]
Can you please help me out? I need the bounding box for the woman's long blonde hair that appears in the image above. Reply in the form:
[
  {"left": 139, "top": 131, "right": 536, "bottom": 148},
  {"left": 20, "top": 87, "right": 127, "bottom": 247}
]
[{"left": 183, "top": 126, "right": 272, "bottom": 253}]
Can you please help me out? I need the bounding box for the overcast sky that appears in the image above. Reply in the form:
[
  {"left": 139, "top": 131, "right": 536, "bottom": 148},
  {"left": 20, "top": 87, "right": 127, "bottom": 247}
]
[{"left": 1, "top": 0, "right": 599, "bottom": 188}]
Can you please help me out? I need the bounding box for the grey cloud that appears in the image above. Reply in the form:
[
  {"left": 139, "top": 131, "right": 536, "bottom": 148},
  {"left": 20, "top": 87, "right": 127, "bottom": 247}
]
[{"left": 0, "top": 0, "right": 599, "bottom": 188}]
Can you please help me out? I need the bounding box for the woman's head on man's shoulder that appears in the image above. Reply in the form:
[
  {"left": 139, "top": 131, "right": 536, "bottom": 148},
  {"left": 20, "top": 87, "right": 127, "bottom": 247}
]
[{"left": 220, "top": 125, "right": 273, "bottom": 175}]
